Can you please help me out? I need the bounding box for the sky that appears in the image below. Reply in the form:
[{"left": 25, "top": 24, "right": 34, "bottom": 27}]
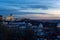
[{"left": 0, "top": 0, "right": 60, "bottom": 19}]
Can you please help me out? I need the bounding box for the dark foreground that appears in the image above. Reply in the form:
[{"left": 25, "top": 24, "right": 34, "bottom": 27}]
[{"left": 0, "top": 21, "right": 60, "bottom": 40}]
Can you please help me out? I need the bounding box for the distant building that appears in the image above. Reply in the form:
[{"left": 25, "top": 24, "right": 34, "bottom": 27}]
[{"left": 6, "top": 14, "right": 14, "bottom": 21}]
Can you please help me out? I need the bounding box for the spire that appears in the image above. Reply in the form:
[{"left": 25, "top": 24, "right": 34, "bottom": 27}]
[{"left": 10, "top": 13, "right": 13, "bottom": 16}]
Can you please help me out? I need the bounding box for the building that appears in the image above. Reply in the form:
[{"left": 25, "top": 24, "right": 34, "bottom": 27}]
[{"left": 5, "top": 14, "right": 14, "bottom": 21}]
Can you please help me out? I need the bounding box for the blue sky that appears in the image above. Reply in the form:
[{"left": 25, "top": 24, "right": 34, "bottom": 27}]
[{"left": 0, "top": 0, "right": 60, "bottom": 19}]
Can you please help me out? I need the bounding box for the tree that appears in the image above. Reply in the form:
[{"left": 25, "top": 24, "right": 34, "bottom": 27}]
[
  {"left": 0, "top": 15, "right": 3, "bottom": 26},
  {"left": 0, "top": 15, "right": 3, "bottom": 21}
]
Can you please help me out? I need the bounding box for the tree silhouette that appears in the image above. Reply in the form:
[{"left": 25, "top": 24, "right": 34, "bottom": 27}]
[{"left": 0, "top": 15, "right": 3, "bottom": 21}]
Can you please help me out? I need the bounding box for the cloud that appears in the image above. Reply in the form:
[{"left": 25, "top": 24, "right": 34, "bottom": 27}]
[
  {"left": 0, "top": 0, "right": 60, "bottom": 18},
  {"left": 13, "top": 14, "right": 60, "bottom": 20},
  {"left": 18, "top": 8, "right": 60, "bottom": 15}
]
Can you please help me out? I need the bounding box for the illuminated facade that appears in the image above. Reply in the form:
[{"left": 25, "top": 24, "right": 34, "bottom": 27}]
[{"left": 6, "top": 14, "right": 14, "bottom": 21}]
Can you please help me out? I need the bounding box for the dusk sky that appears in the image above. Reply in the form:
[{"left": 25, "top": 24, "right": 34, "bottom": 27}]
[{"left": 0, "top": 0, "right": 60, "bottom": 19}]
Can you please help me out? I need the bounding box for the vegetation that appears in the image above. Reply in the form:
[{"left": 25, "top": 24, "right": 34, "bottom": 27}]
[
  {"left": 0, "top": 15, "right": 3, "bottom": 21},
  {"left": 0, "top": 19, "right": 59, "bottom": 40}
]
